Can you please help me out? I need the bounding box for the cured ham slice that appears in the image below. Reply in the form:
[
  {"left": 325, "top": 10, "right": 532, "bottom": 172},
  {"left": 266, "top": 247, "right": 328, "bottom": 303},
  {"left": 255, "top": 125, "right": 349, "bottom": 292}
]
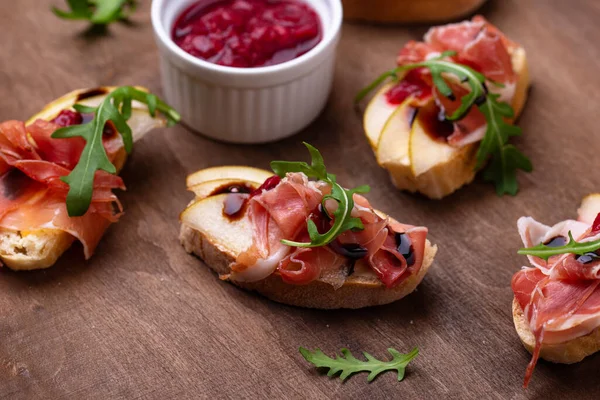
[
  {"left": 279, "top": 239, "right": 346, "bottom": 288},
  {"left": 0, "top": 191, "right": 114, "bottom": 259},
  {"left": 517, "top": 216, "right": 589, "bottom": 270},
  {"left": 233, "top": 173, "right": 321, "bottom": 276},
  {"left": 231, "top": 172, "right": 429, "bottom": 288},
  {"left": 0, "top": 117, "right": 126, "bottom": 261},
  {"left": 433, "top": 82, "right": 487, "bottom": 146},
  {"left": 390, "top": 15, "right": 517, "bottom": 147},
  {"left": 424, "top": 16, "right": 516, "bottom": 83},
  {"left": 396, "top": 41, "right": 440, "bottom": 65},
  {"left": 0, "top": 169, "right": 45, "bottom": 220},
  {"left": 512, "top": 204, "right": 600, "bottom": 386}
]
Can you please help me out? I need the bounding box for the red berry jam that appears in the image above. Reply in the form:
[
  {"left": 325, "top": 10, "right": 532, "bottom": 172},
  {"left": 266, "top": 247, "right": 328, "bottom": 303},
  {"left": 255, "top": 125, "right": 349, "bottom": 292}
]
[
  {"left": 172, "top": 0, "right": 321, "bottom": 68},
  {"left": 51, "top": 109, "right": 116, "bottom": 137},
  {"left": 251, "top": 175, "right": 281, "bottom": 196},
  {"left": 385, "top": 69, "right": 432, "bottom": 105},
  {"left": 51, "top": 110, "right": 83, "bottom": 127}
]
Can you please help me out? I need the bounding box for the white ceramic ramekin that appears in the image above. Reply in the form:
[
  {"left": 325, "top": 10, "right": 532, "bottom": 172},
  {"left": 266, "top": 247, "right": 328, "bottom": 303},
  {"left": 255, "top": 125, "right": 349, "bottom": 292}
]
[{"left": 151, "top": 0, "right": 342, "bottom": 143}]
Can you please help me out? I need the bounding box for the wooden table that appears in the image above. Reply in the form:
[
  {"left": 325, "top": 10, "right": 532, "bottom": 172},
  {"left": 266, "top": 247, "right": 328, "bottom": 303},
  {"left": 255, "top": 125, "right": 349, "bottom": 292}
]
[{"left": 1, "top": 1, "right": 599, "bottom": 398}]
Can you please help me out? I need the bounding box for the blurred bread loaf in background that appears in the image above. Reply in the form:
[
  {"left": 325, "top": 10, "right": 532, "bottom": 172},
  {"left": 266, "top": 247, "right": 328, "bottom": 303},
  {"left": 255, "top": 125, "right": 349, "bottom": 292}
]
[{"left": 342, "top": 0, "right": 487, "bottom": 23}]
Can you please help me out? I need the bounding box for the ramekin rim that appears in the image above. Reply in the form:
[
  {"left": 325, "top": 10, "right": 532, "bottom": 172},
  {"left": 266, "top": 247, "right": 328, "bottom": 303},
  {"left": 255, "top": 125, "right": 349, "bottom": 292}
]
[{"left": 151, "top": 0, "right": 342, "bottom": 77}]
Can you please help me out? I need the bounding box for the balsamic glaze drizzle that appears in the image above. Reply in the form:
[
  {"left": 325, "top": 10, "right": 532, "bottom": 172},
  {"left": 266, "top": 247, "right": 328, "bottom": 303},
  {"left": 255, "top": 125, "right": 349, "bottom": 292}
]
[{"left": 395, "top": 232, "right": 415, "bottom": 266}]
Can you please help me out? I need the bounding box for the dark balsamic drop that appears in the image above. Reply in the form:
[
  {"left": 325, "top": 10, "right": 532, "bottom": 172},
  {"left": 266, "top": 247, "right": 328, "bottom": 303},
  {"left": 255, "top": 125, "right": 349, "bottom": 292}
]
[
  {"left": 318, "top": 203, "right": 332, "bottom": 220},
  {"left": 346, "top": 261, "right": 355, "bottom": 277},
  {"left": 416, "top": 101, "right": 454, "bottom": 141},
  {"left": 79, "top": 113, "right": 117, "bottom": 137},
  {"left": 544, "top": 236, "right": 568, "bottom": 248},
  {"left": 576, "top": 252, "right": 600, "bottom": 265},
  {"left": 75, "top": 88, "right": 109, "bottom": 101},
  {"left": 223, "top": 193, "right": 249, "bottom": 221},
  {"left": 474, "top": 95, "right": 487, "bottom": 106},
  {"left": 210, "top": 182, "right": 254, "bottom": 196},
  {"left": 407, "top": 106, "right": 418, "bottom": 128},
  {"left": 329, "top": 241, "right": 368, "bottom": 260},
  {"left": 474, "top": 83, "right": 489, "bottom": 107},
  {"left": 1, "top": 169, "right": 30, "bottom": 200},
  {"left": 395, "top": 232, "right": 415, "bottom": 266}
]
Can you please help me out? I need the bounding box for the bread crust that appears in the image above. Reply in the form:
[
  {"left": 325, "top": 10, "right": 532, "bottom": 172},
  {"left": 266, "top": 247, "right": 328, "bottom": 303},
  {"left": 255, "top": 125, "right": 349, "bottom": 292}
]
[
  {"left": 342, "top": 0, "right": 487, "bottom": 23},
  {"left": 385, "top": 143, "right": 478, "bottom": 200},
  {"left": 0, "top": 230, "right": 75, "bottom": 271},
  {"left": 180, "top": 224, "right": 437, "bottom": 309},
  {"left": 512, "top": 298, "right": 600, "bottom": 364}
]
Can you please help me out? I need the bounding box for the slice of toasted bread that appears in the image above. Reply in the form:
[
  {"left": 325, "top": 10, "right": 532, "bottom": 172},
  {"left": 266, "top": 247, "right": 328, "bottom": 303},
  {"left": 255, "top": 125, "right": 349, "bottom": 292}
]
[
  {"left": 342, "top": 0, "right": 487, "bottom": 23},
  {"left": 180, "top": 190, "right": 437, "bottom": 309},
  {"left": 0, "top": 229, "right": 75, "bottom": 271},
  {"left": 0, "top": 87, "right": 166, "bottom": 271},
  {"left": 366, "top": 46, "right": 529, "bottom": 199},
  {"left": 512, "top": 298, "right": 600, "bottom": 364}
]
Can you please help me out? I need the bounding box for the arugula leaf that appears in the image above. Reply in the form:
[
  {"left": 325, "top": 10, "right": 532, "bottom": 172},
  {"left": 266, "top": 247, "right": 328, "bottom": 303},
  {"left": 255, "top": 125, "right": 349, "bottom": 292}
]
[
  {"left": 271, "top": 143, "right": 370, "bottom": 248},
  {"left": 52, "top": 0, "right": 92, "bottom": 20},
  {"left": 299, "top": 347, "right": 419, "bottom": 382},
  {"left": 52, "top": 86, "right": 180, "bottom": 217},
  {"left": 518, "top": 231, "right": 600, "bottom": 261},
  {"left": 355, "top": 52, "right": 531, "bottom": 196},
  {"left": 53, "top": 0, "right": 136, "bottom": 25}
]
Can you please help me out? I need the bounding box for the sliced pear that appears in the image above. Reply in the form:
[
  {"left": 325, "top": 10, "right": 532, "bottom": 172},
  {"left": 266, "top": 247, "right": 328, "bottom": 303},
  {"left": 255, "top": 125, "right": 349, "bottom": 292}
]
[
  {"left": 409, "top": 106, "right": 459, "bottom": 177},
  {"left": 126, "top": 109, "right": 168, "bottom": 141},
  {"left": 363, "top": 82, "right": 399, "bottom": 149},
  {"left": 27, "top": 86, "right": 166, "bottom": 142},
  {"left": 188, "top": 178, "right": 263, "bottom": 200},
  {"left": 578, "top": 194, "right": 600, "bottom": 224},
  {"left": 186, "top": 166, "right": 272, "bottom": 189},
  {"left": 180, "top": 194, "right": 253, "bottom": 256},
  {"left": 376, "top": 100, "right": 415, "bottom": 167}
]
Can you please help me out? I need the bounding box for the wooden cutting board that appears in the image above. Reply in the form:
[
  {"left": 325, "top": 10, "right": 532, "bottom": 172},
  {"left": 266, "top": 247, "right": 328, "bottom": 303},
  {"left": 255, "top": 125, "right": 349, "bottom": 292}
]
[{"left": 1, "top": 1, "right": 599, "bottom": 398}]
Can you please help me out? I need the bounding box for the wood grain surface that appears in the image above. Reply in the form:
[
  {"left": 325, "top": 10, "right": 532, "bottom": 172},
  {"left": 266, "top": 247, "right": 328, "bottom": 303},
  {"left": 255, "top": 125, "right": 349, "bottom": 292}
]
[{"left": 1, "top": 0, "right": 599, "bottom": 399}]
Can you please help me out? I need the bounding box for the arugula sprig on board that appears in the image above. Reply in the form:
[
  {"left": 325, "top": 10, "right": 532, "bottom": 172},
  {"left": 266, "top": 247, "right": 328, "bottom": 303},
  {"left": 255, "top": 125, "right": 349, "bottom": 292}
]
[
  {"left": 356, "top": 51, "right": 532, "bottom": 196},
  {"left": 518, "top": 231, "right": 600, "bottom": 261},
  {"left": 300, "top": 347, "right": 419, "bottom": 382},
  {"left": 53, "top": 0, "right": 137, "bottom": 25},
  {"left": 52, "top": 86, "right": 180, "bottom": 217},
  {"left": 270, "top": 143, "right": 370, "bottom": 248}
]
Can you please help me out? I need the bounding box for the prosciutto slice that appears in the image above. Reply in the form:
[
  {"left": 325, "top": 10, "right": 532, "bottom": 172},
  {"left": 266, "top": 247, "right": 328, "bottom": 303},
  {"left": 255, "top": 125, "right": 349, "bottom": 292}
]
[
  {"left": 230, "top": 172, "right": 429, "bottom": 289},
  {"left": 0, "top": 117, "right": 125, "bottom": 260},
  {"left": 392, "top": 15, "right": 518, "bottom": 147},
  {"left": 512, "top": 205, "right": 600, "bottom": 387}
]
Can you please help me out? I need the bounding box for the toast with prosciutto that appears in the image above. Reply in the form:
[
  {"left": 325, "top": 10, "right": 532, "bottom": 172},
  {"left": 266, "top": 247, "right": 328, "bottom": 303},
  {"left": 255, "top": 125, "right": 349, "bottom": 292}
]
[
  {"left": 0, "top": 86, "right": 179, "bottom": 270},
  {"left": 357, "top": 16, "right": 531, "bottom": 199},
  {"left": 179, "top": 143, "right": 437, "bottom": 309},
  {"left": 512, "top": 194, "right": 600, "bottom": 387}
]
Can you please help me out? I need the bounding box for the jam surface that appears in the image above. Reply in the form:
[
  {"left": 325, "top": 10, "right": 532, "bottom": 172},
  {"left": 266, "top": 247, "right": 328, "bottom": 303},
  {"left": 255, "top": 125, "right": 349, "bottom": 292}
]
[
  {"left": 414, "top": 101, "right": 454, "bottom": 142},
  {"left": 172, "top": 0, "right": 321, "bottom": 68},
  {"left": 385, "top": 69, "right": 432, "bottom": 106},
  {"left": 52, "top": 110, "right": 116, "bottom": 138}
]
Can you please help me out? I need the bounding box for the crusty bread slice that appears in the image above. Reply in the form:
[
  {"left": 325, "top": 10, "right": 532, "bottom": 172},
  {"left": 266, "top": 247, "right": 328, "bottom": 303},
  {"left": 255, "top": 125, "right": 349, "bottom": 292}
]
[
  {"left": 0, "top": 229, "right": 75, "bottom": 271},
  {"left": 0, "top": 87, "right": 165, "bottom": 271},
  {"left": 342, "top": 0, "right": 487, "bottom": 23},
  {"left": 512, "top": 298, "right": 600, "bottom": 364},
  {"left": 180, "top": 193, "right": 437, "bottom": 309},
  {"left": 366, "top": 46, "right": 529, "bottom": 199}
]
